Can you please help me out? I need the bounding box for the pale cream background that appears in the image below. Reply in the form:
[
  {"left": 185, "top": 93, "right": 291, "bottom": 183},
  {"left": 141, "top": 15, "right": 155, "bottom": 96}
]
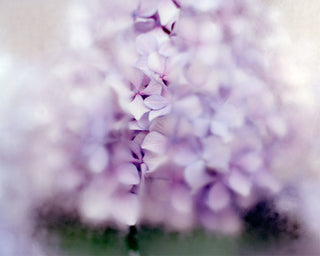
[
  {"left": 267, "top": 0, "right": 320, "bottom": 80},
  {"left": 0, "top": 0, "right": 68, "bottom": 59},
  {"left": 0, "top": 1, "right": 319, "bottom": 61},
  {"left": 0, "top": 0, "right": 320, "bottom": 68}
]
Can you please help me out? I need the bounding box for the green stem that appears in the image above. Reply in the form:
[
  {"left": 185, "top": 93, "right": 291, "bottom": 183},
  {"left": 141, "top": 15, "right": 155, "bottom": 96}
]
[{"left": 125, "top": 225, "right": 139, "bottom": 254}]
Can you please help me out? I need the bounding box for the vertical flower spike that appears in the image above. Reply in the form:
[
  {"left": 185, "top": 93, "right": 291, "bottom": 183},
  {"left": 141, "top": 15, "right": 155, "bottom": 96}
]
[
  {"left": 129, "top": 0, "right": 311, "bottom": 233},
  {"left": 0, "top": 0, "right": 315, "bottom": 247}
]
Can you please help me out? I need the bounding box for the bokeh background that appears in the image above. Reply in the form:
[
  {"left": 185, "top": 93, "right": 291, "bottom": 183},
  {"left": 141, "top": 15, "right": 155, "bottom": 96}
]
[{"left": 1, "top": 0, "right": 319, "bottom": 66}]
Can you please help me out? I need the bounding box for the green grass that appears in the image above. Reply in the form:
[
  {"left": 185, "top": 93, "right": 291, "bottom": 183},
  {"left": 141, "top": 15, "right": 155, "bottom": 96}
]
[
  {"left": 38, "top": 203, "right": 299, "bottom": 256},
  {"left": 43, "top": 221, "right": 238, "bottom": 256}
]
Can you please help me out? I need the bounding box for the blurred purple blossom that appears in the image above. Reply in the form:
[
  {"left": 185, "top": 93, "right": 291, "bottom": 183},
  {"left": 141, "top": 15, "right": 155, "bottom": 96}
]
[{"left": 0, "top": 0, "right": 317, "bottom": 253}]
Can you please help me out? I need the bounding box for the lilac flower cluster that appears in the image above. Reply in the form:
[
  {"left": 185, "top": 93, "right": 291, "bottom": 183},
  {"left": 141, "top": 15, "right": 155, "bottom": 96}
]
[
  {"left": 70, "top": 0, "right": 308, "bottom": 234},
  {"left": 0, "top": 1, "right": 313, "bottom": 251}
]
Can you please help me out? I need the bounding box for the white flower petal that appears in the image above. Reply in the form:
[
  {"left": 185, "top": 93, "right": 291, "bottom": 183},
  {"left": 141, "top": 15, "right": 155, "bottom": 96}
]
[
  {"left": 185, "top": 0, "right": 222, "bottom": 11},
  {"left": 136, "top": 0, "right": 158, "bottom": 17},
  {"left": 141, "top": 131, "right": 168, "bottom": 154},
  {"left": 132, "top": 131, "right": 147, "bottom": 145},
  {"left": 143, "top": 151, "right": 167, "bottom": 172},
  {"left": 148, "top": 52, "right": 166, "bottom": 74},
  {"left": 158, "top": 0, "right": 179, "bottom": 25},
  {"left": 141, "top": 79, "right": 162, "bottom": 95},
  {"left": 108, "top": 75, "right": 131, "bottom": 99},
  {"left": 144, "top": 95, "right": 168, "bottom": 110},
  {"left": 128, "top": 95, "right": 150, "bottom": 120},
  {"left": 149, "top": 115, "right": 176, "bottom": 136},
  {"left": 128, "top": 120, "right": 143, "bottom": 130},
  {"left": 159, "top": 40, "right": 177, "bottom": 57},
  {"left": 149, "top": 105, "right": 171, "bottom": 121},
  {"left": 136, "top": 33, "right": 158, "bottom": 55},
  {"left": 128, "top": 68, "right": 148, "bottom": 90}
]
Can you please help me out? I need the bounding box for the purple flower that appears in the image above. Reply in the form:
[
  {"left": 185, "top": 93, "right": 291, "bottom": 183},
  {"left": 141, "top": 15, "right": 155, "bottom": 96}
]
[
  {"left": 124, "top": 0, "right": 301, "bottom": 233},
  {"left": 0, "top": 0, "right": 315, "bottom": 247}
]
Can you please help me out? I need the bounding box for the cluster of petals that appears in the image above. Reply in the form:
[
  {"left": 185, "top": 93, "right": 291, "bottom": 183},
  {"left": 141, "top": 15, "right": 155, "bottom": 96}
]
[
  {"left": 93, "top": 0, "right": 308, "bottom": 233},
  {"left": 0, "top": 1, "right": 315, "bottom": 249}
]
